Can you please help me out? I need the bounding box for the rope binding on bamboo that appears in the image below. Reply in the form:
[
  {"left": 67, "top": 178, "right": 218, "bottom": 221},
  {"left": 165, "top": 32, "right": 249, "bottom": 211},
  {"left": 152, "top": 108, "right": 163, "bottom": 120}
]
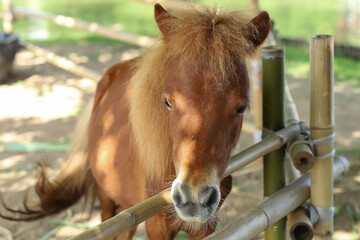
[
  {"left": 301, "top": 202, "right": 335, "bottom": 225},
  {"left": 287, "top": 123, "right": 336, "bottom": 162}
]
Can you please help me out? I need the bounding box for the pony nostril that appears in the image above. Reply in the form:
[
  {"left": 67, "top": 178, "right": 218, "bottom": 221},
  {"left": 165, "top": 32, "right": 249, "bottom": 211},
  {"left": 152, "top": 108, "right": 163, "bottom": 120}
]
[
  {"left": 171, "top": 181, "right": 189, "bottom": 208},
  {"left": 173, "top": 193, "right": 183, "bottom": 207},
  {"left": 202, "top": 187, "right": 219, "bottom": 208}
]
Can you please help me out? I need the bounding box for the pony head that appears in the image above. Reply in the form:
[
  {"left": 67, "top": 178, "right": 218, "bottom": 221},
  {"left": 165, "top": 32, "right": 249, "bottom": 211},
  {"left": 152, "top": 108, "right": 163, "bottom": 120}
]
[
  {"left": 130, "top": 4, "right": 271, "bottom": 226},
  {"left": 154, "top": 4, "right": 271, "bottom": 223}
]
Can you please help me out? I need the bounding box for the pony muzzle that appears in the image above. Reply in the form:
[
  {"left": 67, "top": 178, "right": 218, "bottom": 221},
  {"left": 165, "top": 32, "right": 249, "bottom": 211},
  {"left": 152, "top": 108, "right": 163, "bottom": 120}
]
[{"left": 170, "top": 178, "right": 221, "bottom": 223}]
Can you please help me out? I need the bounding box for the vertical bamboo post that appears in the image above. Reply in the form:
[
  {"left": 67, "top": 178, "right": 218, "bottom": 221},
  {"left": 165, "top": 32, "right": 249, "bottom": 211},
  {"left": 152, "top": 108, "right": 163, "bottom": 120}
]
[
  {"left": 2, "top": 0, "right": 13, "bottom": 33},
  {"left": 262, "top": 46, "right": 286, "bottom": 240},
  {"left": 310, "top": 35, "right": 335, "bottom": 239},
  {"left": 248, "top": 0, "right": 263, "bottom": 143}
]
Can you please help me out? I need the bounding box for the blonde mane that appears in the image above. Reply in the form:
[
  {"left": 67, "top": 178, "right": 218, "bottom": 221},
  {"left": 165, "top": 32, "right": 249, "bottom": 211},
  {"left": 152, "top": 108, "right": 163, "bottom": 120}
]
[{"left": 129, "top": 5, "right": 258, "bottom": 183}]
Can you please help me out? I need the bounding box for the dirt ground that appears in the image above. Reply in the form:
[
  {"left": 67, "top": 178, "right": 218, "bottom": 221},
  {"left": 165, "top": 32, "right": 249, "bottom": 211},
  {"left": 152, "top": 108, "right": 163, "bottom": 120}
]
[{"left": 0, "top": 44, "right": 359, "bottom": 240}]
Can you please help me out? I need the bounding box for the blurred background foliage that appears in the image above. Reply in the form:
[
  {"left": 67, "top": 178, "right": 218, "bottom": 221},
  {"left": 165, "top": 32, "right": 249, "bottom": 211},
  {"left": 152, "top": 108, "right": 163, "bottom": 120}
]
[
  {"left": 0, "top": 0, "right": 358, "bottom": 46},
  {"left": 0, "top": 0, "right": 359, "bottom": 85}
]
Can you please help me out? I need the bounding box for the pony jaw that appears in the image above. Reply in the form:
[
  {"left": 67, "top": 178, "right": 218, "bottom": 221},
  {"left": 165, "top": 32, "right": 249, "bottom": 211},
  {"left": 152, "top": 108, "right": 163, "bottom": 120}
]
[{"left": 174, "top": 206, "right": 215, "bottom": 223}]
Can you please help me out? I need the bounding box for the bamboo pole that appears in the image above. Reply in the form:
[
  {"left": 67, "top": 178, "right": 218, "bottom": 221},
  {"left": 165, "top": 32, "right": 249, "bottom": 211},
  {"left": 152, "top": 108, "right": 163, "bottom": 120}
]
[
  {"left": 71, "top": 191, "right": 172, "bottom": 240},
  {"left": 289, "top": 139, "right": 315, "bottom": 173},
  {"left": 285, "top": 154, "right": 301, "bottom": 185},
  {"left": 248, "top": 0, "right": 263, "bottom": 144},
  {"left": 310, "top": 35, "right": 335, "bottom": 239},
  {"left": 19, "top": 42, "right": 102, "bottom": 81},
  {"left": 282, "top": 39, "right": 314, "bottom": 238},
  {"left": 247, "top": 0, "right": 277, "bottom": 145},
  {"left": 2, "top": 0, "right": 13, "bottom": 33},
  {"left": 285, "top": 78, "right": 314, "bottom": 239},
  {"left": 224, "top": 124, "right": 300, "bottom": 177},
  {"left": 70, "top": 124, "right": 301, "bottom": 240},
  {"left": 286, "top": 84, "right": 315, "bottom": 173},
  {"left": 261, "top": 45, "right": 286, "bottom": 240},
  {"left": 203, "top": 155, "right": 349, "bottom": 240},
  {"left": 12, "top": 7, "right": 155, "bottom": 48},
  {"left": 285, "top": 78, "right": 315, "bottom": 172},
  {"left": 284, "top": 82, "right": 300, "bottom": 127},
  {"left": 286, "top": 153, "right": 314, "bottom": 240},
  {"left": 288, "top": 207, "right": 313, "bottom": 240}
]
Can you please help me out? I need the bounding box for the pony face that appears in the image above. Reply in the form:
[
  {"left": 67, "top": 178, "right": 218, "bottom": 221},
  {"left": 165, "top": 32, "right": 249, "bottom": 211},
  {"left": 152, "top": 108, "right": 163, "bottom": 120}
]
[
  {"left": 163, "top": 63, "right": 249, "bottom": 223},
  {"left": 148, "top": 4, "right": 270, "bottom": 224}
]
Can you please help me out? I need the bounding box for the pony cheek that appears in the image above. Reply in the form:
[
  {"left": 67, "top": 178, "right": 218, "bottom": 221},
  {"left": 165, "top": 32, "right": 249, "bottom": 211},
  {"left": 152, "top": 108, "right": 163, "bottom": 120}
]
[
  {"left": 172, "top": 143, "right": 186, "bottom": 175},
  {"left": 229, "top": 116, "right": 244, "bottom": 146},
  {"left": 172, "top": 153, "right": 182, "bottom": 175}
]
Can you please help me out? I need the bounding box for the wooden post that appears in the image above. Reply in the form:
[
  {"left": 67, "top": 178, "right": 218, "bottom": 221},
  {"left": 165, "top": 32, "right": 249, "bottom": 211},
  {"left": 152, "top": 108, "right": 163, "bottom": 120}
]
[
  {"left": 310, "top": 35, "right": 335, "bottom": 239},
  {"left": 262, "top": 46, "right": 286, "bottom": 240},
  {"left": 2, "top": 0, "right": 13, "bottom": 33}
]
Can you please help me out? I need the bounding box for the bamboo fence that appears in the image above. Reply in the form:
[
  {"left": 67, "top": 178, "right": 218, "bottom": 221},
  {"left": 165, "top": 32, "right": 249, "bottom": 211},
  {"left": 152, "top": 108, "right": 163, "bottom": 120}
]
[
  {"left": 203, "top": 155, "right": 349, "bottom": 240},
  {"left": 246, "top": 1, "right": 314, "bottom": 237}
]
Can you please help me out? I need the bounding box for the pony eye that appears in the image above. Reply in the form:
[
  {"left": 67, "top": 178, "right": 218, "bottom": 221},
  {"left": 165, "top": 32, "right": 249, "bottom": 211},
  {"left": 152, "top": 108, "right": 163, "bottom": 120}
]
[
  {"left": 235, "top": 105, "right": 247, "bottom": 116},
  {"left": 164, "top": 98, "right": 173, "bottom": 110}
]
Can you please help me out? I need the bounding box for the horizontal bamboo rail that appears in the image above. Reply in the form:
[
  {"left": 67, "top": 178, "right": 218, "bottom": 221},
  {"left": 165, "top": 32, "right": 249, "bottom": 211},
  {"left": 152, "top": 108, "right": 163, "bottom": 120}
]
[
  {"left": 71, "top": 191, "right": 172, "bottom": 240},
  {"left": 12, "top": 7, "right": 155, "bottom": 48},
  {"left": 224, "top": 123, "right": 300, "bottom": 177},
  {"left": 70, "top": 124, "right": 301, "bottom": 240},
  {"left": 19, "top": 42, "right": 102, "bottom": 81},
  {"left": 289, "top": 137, "right": 315, "bottom": 173},
  {"left": 203, "top": 155, "right": 349, "bottom": 240}
]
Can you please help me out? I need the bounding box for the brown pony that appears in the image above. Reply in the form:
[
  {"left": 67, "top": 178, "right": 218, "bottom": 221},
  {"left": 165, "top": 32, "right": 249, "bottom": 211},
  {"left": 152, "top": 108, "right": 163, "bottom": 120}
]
[{"left": 0, "top": 4, "right": 270, "bottom": 239}]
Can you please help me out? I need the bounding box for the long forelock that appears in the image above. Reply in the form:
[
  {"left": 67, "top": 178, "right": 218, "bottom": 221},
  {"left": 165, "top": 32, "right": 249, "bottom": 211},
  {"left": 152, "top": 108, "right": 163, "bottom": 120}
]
[
  {"left": 129, "top": 5, "right": 255, "bottom": 184},
  {"left": 163, "top": 6, "right": 257, "bottom": 86}
]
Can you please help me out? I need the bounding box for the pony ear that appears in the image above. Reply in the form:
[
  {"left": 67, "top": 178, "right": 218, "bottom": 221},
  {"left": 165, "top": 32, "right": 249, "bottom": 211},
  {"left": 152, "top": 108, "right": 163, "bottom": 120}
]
[
  {"left": 154, "top": 4, "right": 173, "bottom": 36},
  {"left": 248, "top": 11, "right": 271, "bottom": 48}
]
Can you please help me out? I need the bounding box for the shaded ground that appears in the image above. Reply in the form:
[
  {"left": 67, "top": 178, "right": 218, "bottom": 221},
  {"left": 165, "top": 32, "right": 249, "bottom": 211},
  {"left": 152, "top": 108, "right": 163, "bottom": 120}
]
[{"left": 0, "top": 44, "right": 359, "bottom": 240}]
